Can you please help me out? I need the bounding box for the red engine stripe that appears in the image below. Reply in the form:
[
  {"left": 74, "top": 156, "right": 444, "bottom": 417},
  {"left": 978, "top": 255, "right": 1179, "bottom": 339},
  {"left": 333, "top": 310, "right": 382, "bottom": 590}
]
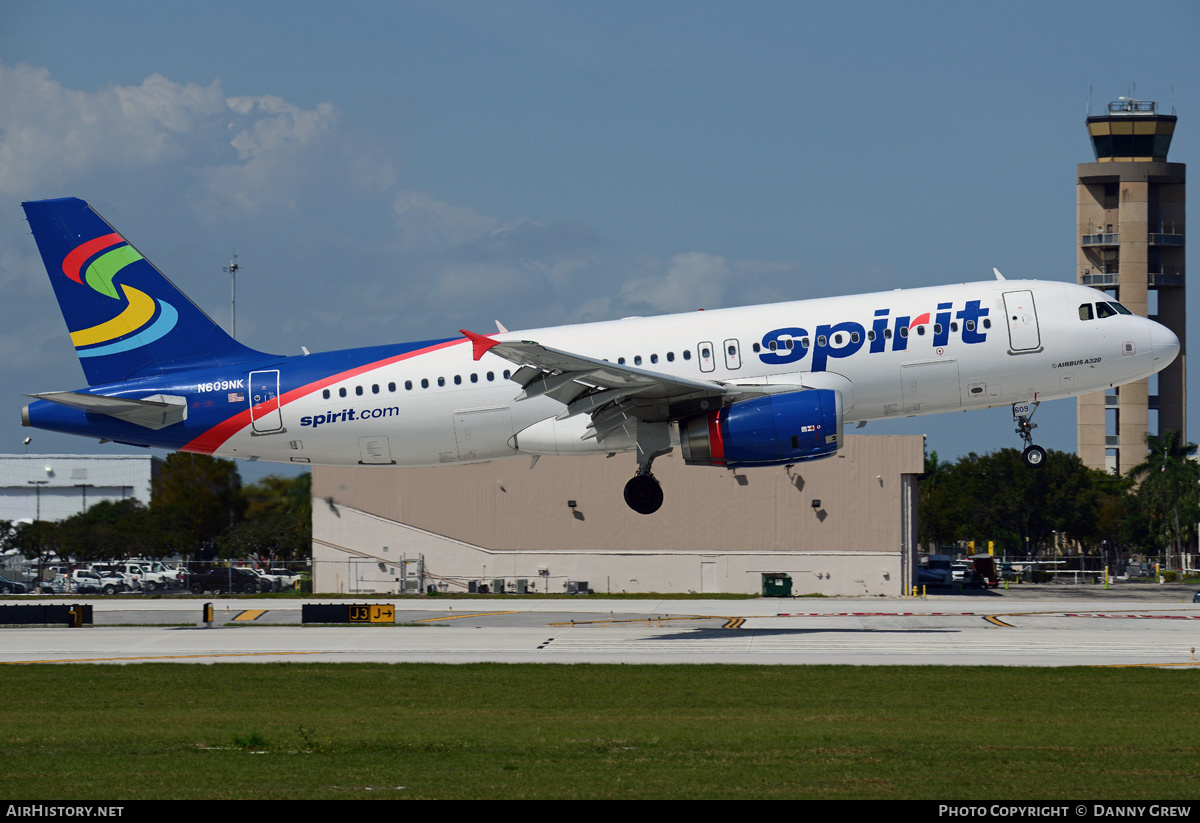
[{"left": 706, "top": 408, "right": 725, "bottom": 466}]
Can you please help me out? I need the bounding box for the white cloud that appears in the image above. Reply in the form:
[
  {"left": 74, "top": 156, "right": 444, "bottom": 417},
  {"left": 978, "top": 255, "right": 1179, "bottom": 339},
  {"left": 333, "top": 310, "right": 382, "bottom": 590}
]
[
  {"left": 391, "top": 191, "right": 499, "bottom": 253},
  {"left": 0, "top": 63, "right": 227, "bottom": 196},
  {"left": 618, "top": 251, "right": 734, "bottom": 313}
]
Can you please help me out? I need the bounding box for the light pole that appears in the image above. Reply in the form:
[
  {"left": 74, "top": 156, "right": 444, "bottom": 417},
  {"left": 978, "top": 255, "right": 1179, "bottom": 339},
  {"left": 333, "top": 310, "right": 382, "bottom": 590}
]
[{"left": 224, "top": 254, "right": 241, "bottom": 339}]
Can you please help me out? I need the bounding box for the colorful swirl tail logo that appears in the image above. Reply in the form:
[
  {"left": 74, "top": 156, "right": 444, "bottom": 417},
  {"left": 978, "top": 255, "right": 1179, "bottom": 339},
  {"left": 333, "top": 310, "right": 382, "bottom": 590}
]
[{"left": 62, "top": 233, "right": 178, "bottom": 358}]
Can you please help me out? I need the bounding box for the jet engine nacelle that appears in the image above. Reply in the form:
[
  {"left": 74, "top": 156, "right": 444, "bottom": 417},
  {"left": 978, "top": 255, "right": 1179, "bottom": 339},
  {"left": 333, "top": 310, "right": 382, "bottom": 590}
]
[{"left": 678, "top": 389, "right": 843, "bottom": 468}]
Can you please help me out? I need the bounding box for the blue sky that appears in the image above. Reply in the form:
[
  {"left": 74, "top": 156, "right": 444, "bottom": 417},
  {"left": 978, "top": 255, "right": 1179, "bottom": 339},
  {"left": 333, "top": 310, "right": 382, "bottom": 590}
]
[{"left": 1, "top": 0, "right": 1197, "bottom": 482}]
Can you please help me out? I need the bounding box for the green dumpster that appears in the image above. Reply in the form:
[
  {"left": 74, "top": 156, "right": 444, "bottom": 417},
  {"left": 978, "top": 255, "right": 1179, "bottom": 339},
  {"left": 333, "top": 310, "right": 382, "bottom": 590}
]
[{"left": 762, "top": 573, "right": 793, "bottom": 597}]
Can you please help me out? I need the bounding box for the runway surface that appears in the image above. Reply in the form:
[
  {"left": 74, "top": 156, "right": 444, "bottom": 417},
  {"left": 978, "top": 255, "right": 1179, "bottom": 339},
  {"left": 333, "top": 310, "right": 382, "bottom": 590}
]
[{"left": 4, "top": 590, "right": 1200, "bottom": 666}]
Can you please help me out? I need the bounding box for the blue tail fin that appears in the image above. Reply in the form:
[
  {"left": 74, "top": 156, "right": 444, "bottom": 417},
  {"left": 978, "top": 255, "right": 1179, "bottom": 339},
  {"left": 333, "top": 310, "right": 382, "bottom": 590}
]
[{"left": 23, "top": 197, "right": 270, "bottom": 386}]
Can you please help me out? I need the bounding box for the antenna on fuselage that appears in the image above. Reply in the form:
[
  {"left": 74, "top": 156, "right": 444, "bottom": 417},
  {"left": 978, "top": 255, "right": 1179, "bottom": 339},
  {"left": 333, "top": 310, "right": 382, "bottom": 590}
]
[{"left": 993, "top": 268, "right": 1006, "bottom": 281}]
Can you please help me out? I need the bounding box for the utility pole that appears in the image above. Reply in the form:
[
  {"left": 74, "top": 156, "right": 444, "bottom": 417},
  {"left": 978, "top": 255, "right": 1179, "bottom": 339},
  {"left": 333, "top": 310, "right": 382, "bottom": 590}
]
[{"left": 223, "top": 252, "right": 241, "bottom": 339}]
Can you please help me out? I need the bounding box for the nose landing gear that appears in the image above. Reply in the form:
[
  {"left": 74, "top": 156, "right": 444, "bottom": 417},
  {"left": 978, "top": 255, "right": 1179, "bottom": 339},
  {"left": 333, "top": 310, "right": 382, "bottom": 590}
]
[{"left": 1014, "top": 401, "right": 1046, "bottom": 468}]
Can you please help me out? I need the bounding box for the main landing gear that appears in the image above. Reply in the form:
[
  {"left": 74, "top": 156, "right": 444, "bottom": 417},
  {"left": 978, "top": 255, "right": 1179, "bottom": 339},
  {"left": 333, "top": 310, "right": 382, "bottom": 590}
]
[
  {"left": 1013, "top": 401, "right": 1046, "bottom": 468},
  {"left": 624, "top": 473, "right": 664, "bottom": 515},
  {"left": 624, "top": 421, "right": 672, "bottom": 514}
]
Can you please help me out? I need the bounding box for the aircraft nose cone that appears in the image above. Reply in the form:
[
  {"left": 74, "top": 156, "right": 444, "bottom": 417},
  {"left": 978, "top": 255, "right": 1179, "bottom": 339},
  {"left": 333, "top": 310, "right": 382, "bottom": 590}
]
[{"left": 1151, "top": 322, "right": 1180, "bottom": 366}]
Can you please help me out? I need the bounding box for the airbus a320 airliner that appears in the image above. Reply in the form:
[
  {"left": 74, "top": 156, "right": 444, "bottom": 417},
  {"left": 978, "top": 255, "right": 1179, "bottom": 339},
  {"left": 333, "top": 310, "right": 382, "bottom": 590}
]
[{"left": 20, "top": 198, "right": 1180, "bottom": 513}]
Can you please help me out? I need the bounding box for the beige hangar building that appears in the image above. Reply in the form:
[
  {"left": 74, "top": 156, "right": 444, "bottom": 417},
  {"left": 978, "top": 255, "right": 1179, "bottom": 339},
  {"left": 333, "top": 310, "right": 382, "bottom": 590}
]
[{"left": 311, "top": 434, "right": 923, "bottom": 596}]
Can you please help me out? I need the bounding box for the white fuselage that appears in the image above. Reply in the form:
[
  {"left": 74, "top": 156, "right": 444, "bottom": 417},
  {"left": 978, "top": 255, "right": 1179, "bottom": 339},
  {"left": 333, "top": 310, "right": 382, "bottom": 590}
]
[{"left": 212, "top": 279, "right": 1177, "bottom": 468}]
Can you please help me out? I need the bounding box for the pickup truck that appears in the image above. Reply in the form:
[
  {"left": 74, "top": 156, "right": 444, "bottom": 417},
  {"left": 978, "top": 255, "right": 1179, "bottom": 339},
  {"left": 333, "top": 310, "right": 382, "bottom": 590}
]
[{"left": 185, "top": 567, "right": 265, "bottom": 595}]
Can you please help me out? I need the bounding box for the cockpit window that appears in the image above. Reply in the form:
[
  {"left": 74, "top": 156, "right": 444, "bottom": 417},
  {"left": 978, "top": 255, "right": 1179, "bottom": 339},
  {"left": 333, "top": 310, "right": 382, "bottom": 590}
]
[
  {"left": 1109, "top": 301, "right": 1132, "bottom": 315},
  {"left": 1079, "top": 303, "right": 1094, "bottom": 321},
  {"left": 1096, "top": 302, "right": 1118, "bottom": 319}
]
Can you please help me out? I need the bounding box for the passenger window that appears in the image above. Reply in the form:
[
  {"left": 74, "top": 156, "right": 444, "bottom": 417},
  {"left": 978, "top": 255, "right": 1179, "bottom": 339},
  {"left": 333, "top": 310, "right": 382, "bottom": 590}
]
[
  {"left": 437, "top": 377, "right": 445, "bottom": 387},
  {"left": 471, "top": 373, "right": 478, "bottom": 383},
  {"left": 785, "top": 339, "right": 794, "bottom": 350},
  {"left": 916, "top": 325, "right": 925, "bottom": 336},
  {"left": 372, "top": 384, "right": 380, "bottom": 394},
  {"left": 683, "top": 350, "right": 692, "bottom": 361},
  {"left": 421, "top": 379, "right": 429, "bottom": 389},
  {"left": 867, "top": 330, "right": 876, "bottom": 341},
  {"left": 454, "top": 375, "right": 462, "bottom": 385},
  {"left": 885, "top": 329, "right": 893, "bottom": 339},
  {"left": 932, "top": 325, "right": 941, "bottom": 335},
  {"left": 1079, "top": 304, "right": 1094, "bottom": 321},
  {"left": 618, "top": 357, "right": 626, "bottom": 365},
  {"left": 405, "top": 380, "right": 413, "bottom": 390},
  {"left": 965, "top": 321, "right": 975, "bottom": 332},
  {"left": 388, "top": 382, "right": 396, "bottom": 392},
  {"left": 322, "top": 389, "right": 330, "bottom": 400},
  {"left": 503, "top": 370, "right": 511, "bottom": 379},
  {"left": 951, "top": 322, "right": 958, "bottom": 332},
  {"left": 339, "top": 387, "right": 347, "bottom": 398},
  {"left": 801, "top": 338, "right": 810, "bottom": 349},
  {"left": 487, "top": 372, "right": 495, "bottom": 381},
  {"left": 355, "top": 386, "right": 363, "bottom": 396},
  {"left": 983, "top": 319, "right": 991, "bottom": 329},
  {"left": 851, "top": 332, "right": 861, "bottom": 343},
  {"left": 650, "top": 354, "right": 658, "bottom": 363},
  {"left": 634, "top": 355, "right": 642, "bottom": 365},
  {"left": 899, "top": 327, "right": 909, "bottom": 338},
  {"left": 667, "top": 352, "right": 675, "bottom": 362},
  {"left": 769, "top": 341, "right": 778, "bottom": 351},
  {"left": 817, "top": 335, "right": 828, "bottom": 347}
]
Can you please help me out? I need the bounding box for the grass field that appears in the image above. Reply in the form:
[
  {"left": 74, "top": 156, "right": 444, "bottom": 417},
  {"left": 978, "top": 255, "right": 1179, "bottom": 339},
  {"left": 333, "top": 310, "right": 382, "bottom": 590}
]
[{"left": 1, "top": 664, "right": 1196, "bottom": 800}]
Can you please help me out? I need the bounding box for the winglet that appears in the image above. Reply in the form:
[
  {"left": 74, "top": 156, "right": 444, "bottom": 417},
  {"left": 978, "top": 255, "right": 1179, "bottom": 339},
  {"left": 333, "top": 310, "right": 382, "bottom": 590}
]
[{"left": 460, "top": 329, "right": 500, "bottom": 361}]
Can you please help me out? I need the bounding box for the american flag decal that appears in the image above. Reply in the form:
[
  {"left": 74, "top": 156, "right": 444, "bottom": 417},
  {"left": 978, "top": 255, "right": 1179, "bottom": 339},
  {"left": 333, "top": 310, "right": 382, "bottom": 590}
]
[{"left": 229, "top": 392, "right": 245, "bottom": 403}]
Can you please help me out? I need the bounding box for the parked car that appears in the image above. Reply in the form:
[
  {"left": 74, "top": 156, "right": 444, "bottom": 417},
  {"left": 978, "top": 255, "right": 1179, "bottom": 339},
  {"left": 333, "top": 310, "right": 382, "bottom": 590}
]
[
  {"left": 70, "top": 568, "right": 127, "bottom": 595},
  {"left": 269, "top": 569, "right": 302, "bottom": 589},
  {"left": 0, "top": 575, "right": 28, "bottom": 594},
  {"left": 235, "top": 567, "right": 284, "bottom": 592},
  {"left": 185, "top": 567, "right": 265, "bottom": 595},
  {"left": 146, "top": 562, "right": 186, "bottom": 589}
]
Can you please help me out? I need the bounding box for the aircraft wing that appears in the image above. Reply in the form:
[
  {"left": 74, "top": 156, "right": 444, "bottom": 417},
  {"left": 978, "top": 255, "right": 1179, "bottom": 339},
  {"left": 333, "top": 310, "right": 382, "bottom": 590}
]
[{"left": 460, "top": 331, "right": 802, "bottom": 440}]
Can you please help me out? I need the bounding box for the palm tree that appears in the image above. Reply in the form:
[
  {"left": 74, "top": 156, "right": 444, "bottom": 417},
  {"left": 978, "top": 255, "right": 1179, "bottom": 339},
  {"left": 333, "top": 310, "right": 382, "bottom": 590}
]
[{"left": 1127, "top": 430, "right": 1198, "bottom": 571}]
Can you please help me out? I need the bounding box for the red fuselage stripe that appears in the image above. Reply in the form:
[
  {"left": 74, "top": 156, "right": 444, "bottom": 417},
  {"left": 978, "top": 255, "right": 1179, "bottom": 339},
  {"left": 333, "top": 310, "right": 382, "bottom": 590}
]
[{"left": 182, "top": 338, "right": 466, "bottom": 454}]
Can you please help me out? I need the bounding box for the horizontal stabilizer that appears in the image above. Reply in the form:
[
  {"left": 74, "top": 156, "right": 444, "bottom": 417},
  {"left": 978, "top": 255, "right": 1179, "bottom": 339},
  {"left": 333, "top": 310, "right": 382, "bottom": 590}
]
[{"left": 28, "top": 391, "right": 187, "bottom": 430}]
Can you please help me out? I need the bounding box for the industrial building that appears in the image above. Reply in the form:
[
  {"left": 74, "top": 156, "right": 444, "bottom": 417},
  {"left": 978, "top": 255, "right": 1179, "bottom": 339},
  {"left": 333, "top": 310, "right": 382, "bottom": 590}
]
[
  {"left": 1077, "top": 96, "right": 1186, "bottom": 473},
  {"left": 0, "top": 454, "right": 160, "bottom": 524},
  {"left": 311, "top": 434, "right": 923, "bottom": 596}
]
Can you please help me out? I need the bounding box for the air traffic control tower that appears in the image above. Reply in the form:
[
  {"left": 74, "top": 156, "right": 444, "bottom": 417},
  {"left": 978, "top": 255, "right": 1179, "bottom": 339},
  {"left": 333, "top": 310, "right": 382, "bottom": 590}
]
[{"left": 1077, "top": 97, "right": 1186, "bottom": 473}]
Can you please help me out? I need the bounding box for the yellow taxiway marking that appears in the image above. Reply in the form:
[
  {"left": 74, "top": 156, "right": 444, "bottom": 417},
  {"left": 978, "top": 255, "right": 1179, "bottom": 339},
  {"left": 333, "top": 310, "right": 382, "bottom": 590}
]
[
  {"left": 723, "top": 618, "right": 746, "bottom": 629},
  {"left": 984, "top": 607, "right": 1200, "bottom": 628},
  {"left": 233, "top": 610, "right": 267, "bottom": 621},
  {"left": 418, "top": 611, "right": 522, "bottom": 623},
  {"left": 1, "top": 651, "right": 330, "bottom": 665}
]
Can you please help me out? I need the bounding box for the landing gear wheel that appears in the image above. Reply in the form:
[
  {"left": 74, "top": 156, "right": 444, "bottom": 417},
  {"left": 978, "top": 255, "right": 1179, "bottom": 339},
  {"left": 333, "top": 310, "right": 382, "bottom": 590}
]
[
  {"left": 624, "top": 473, "right": 664, "bottom": 515},
  {"left": 1022, "top": 445, "right": 1047, "bottom": 468}
]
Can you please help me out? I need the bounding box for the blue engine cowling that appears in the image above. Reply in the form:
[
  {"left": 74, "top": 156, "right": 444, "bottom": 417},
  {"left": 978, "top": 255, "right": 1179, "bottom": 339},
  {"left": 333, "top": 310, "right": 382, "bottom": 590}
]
[{"left": 678, "top": 389, "right": 843, "bottom": 468}]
